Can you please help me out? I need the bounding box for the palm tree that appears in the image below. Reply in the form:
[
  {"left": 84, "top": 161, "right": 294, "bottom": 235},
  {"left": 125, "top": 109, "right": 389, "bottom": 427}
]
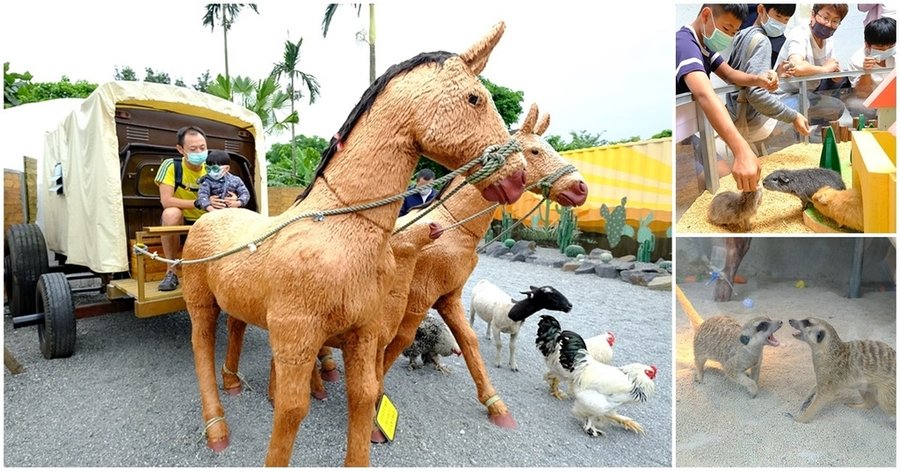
[
  {"left": 272, "top": 37, "right": 321, "bottom": 179},
  {"left": 202, "top": 3, "right": 260, "bottom": 99},
  {"left": 322, "top": 3, "right": 376, "bottom": 84},
  {"left": 207, "top": 74, "right": 294, "bottom": 134}
]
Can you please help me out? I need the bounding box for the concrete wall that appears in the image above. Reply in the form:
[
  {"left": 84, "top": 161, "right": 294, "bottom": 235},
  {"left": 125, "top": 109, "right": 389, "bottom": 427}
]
[{"left": 676, "top": 237, "right": 896, "bottom": 284}]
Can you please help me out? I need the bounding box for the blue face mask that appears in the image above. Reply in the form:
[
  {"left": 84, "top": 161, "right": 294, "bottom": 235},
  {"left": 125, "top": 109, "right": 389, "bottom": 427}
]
[
  {"left": 206, "top": 164, "right": 225, "bottom": 180},
  {"left": 762, "top": 15, "right": 787, "bottom": 37},
  {"left": 811, "top": 21, "right": 836, "bottom": 40},
  {"left": 702, "top": 13, "right": 734, "bottom": 53},
  {"left": 186, "top": 150, "right": 208, "bottom": 166},
  {"left": 870, "top": 46, "right": 895, "bottom": 61}
]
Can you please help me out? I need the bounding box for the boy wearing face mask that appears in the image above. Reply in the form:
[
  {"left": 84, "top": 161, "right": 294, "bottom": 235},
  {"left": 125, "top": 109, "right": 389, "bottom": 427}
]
[
  {"left": 849, "top": 16, "right": 896, "bottom": 97},
  {"left": 195, "top": 150, "right": 251, "bottom": 212},
  {"left": 399, "top": 168, "right": 437, "bottom": 217},
  {"left": 775, "top": 4, "right": 849, "bottom": 94},
  {"left": 154, "top": 125, "right": 211, "bottom": 291},
  {"left": 676, "top": 4, "right": 779, "bottom": 192},
  {"left": 726, "top": 4, "right": 811, "bottom": 143}
]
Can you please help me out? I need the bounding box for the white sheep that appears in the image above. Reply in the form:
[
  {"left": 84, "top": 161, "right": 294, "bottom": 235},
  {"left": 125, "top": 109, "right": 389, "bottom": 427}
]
[{"left": 468, "top": 279, "right": 572, "bottom": 371}]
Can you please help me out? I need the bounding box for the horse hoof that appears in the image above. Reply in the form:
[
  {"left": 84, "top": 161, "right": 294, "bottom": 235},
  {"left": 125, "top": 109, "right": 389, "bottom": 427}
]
[
  {"left": 489, "top": 413, "right": 517, "bottom": 429},
  {"left": 312, "top": 389, "right": 328, "bottom": 401},
  {"left": 207, "top": 436, "right": 230, "bottom": 453},
  {"left": 223, "top": 386, "right": 242, "bottom": 396},
  {"left": 371, "top": 428, "right": 388, "bottom": 444},
  {"left": 320, "top": 368, "right": 340, "bottom": 382}
]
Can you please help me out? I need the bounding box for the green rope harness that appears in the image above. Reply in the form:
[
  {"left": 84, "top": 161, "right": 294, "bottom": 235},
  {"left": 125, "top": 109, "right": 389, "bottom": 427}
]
[{"left": 133, "top": 140, "right": 522, "bottom": 267}]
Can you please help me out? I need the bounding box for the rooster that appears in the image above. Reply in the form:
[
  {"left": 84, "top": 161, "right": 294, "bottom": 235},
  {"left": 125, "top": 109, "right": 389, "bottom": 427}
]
[
  {"left": 557, "top": 330, "right": 657, "bottom": 436},
  {"left": 536, "top": 315, "right": 615, "bottom": 399}
]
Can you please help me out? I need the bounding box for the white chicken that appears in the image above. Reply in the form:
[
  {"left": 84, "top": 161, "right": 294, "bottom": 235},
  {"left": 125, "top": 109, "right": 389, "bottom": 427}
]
[
  {"left": 535, "top": 315, "right": 615, "bottom": 399},
  {"left": 557, "top": 330, "right": 657, "bottom": 436}
]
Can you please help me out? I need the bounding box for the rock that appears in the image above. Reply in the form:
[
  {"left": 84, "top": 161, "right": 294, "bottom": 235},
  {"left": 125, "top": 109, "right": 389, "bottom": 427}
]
[
  {"left": 487, "top": 245, "right": 510, "bottom": 257},
  {"left": 615, "top": 254, "right": 636, "bottom": 263},
  {"left": 634, "top": 261, "right": 661, "bottom": 271},
  {"left": 574, "top": 261, "right": 596, "bottom": 275},
  {"left": 594, "top": 264, "right": 619, "bottom": 278},
  {"left": 648, "top": 275, "right": 672, "bottom": 290},
  {"left": 510, "top": 240, "right": 537, "bottom": 256},
  {"left": 620, "top": 269, "right": 665, "bottom": 286},
  {"left": 562, "top": 261, "right": 580, "bottom": 272},
  {"left": 551, "top": 259, "right": 568, "bottom": 269},
  {"left": 511, "top": 252, "right": 529, "bottom": 262},
  {"left": 589, "top": 248, "right": 612, "bottom": 260},
  {"left": 611, "top": 260, "right": 635, "bottom": 271}
]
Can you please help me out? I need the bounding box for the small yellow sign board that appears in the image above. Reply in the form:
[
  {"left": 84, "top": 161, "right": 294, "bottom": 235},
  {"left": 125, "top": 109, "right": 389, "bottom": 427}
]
[{"left": 374, "top": 394, "right": 399, "bottom": 442}]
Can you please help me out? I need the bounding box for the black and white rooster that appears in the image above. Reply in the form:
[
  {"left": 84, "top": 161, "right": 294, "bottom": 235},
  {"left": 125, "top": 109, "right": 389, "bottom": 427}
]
[
  {"left": 557, "top": 330, "right": 657, "bottom": 436},
  {"left": 535, "top": 315, "right": 615, "bottom": 399}
]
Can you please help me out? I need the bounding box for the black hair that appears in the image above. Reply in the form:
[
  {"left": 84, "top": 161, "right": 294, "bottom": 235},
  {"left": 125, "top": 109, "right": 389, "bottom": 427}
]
[
  {"left": 762, "top": 4, "right": 796, "bottom": 17},
  {"left": 700, "top": 4, "right": 749, "bottom": 21},
  {"left": 176, "top": 125, "right": 206, "bottom": 146},
  {"left": 206, "top": 150, "right": 231, "bottom": 166},
  {"left": 416, "top": 168, "right": 435, "bottom": 180},
  {"left": 865, "top": 17, "right": 896, "bottom": 47}
]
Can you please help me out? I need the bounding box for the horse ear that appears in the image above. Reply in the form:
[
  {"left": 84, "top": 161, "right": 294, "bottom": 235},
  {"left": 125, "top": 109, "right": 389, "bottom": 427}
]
[
  {"left": 460, "top": 21, "right": 506, "bottom": 75},
  {"left": 520, "top": 103, "right": 538, "bottom": 134},
  {"left": 535, "top": 112, "right": 550, "bottom": 136}
]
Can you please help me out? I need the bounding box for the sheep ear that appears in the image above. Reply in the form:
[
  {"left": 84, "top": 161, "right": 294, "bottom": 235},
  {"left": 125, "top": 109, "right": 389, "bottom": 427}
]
[{"left": 530, "top": 285, "right": 540, "bottom": 292}]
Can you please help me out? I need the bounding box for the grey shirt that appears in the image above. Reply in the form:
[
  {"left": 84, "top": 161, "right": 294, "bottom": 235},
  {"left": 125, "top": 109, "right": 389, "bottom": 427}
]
[
  {"left": 194, "top": 173, "right": 251, "bottom": 210},
  {"left": 725, "top": 26, "right": 798, "bottom": 125}
]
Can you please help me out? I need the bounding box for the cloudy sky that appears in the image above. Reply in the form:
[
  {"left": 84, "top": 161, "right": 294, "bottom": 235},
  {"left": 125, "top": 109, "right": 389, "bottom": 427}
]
[{"left": 2, "top": 1, "right": 673, "bottom": 144}]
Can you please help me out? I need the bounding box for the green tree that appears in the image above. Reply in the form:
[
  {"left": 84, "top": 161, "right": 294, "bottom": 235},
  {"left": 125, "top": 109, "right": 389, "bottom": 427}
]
[
  {"left": 271, "top": 37, "right": 321, "bottom": 179},
  {"left": 194, "top": 70, "right": 212, "bottom": 93},
  {"left": 322, "top": 3, "right": 376, "bottom": 84},
  {"left": 208, "top": 74, "right": 293, "bottom": 134},
  {"left": 266, "top": 134, "right": 328, "bottom": 186},
  {"left": 15, "top": 76, "right": 97, "bottom": 105},
  {"left": 480, "top": 77, "right": 523, "bottom": 127},
  {"left": 114, "top": 65, "right": 139, "bottom": 81},
  {"left": 4, "top": 62, "right": 33, "bottom": 108},
  {"left": 546, "top": 130, "right": 608, "bottom": 152},
  {"left": 651, "top": 129, "right": 672, "bottom": 139},
  {"left": 202, "top": 3, "right": 260, "bottom": 98},
  {"left": 144, "top": 68, "right": 171, "bottom": 84}
]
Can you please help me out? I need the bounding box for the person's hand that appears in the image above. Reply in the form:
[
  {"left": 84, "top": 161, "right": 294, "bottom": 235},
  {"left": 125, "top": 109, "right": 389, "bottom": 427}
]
[
  {"left": 863, "top": 55, "right": 878, "bottom": 71},
  {"left": 779, "top": 59, "right": 796, "bottom": 78},
  {"left": 757, "top": 71, "right": 779, "bottom": 91},
  {"left": 792, "top": 114, "right": 811, "bottom": 136},
  {"left": 731, "top": 148, "right": 761, "bottom": 192},
  {"left": 223, "top": 192, "right": 240, "bottom": 208},
  {"left": 209, "top": 195, "right": 227, "bottom": 209},
  {"left": 823, "top": 58, "right": 840, "bottom": 73}
]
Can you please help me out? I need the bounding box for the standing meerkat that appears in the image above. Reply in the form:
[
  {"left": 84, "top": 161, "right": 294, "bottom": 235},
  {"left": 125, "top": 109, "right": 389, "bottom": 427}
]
[
  {"left": 788, "top": 317, "right": 896, "bottom": 423},
  {"left": 676, "top": 285, "right": 782, "bottom": 398}
]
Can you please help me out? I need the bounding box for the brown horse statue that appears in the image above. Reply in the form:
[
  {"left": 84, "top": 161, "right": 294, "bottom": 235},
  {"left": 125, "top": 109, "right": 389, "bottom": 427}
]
[
  {"left": 378, "top": 104, "right": 587, "bottom": 432},
  {"left": 181, "top": 22, "right": 527, "bottom": 467}
]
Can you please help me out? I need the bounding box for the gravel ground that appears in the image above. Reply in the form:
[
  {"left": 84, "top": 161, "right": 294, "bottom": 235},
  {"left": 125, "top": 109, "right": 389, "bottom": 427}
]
[{"left": 4, "top": 249, "right": 672, "bottom": 467}]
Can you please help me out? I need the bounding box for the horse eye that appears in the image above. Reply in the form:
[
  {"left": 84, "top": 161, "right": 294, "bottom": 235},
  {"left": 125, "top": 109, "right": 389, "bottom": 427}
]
[
  {"left": 530, "top": 148, "right": 539, "bottom": 155},
  {"left": 757, "top": 321, "right": 769, "bottom": 332},
  {"left": 468, "top": 94, "right": 479, "bottom": 105}
]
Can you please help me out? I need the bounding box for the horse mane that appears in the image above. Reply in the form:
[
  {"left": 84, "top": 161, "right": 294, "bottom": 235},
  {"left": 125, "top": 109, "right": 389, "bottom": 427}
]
[{"left": 295, "top": 50, "right": 456, "bottom": 202}]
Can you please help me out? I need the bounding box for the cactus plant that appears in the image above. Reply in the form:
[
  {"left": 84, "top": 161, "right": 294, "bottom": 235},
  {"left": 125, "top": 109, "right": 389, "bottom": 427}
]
[
  {"left": 637, "top": 235, "right": 655, "bottom": 263},
  {"left": 564, "top": 244, "right": 585, "bottom": 258},
  {"left": 500, "top": 208, "right": 515, "bottom": 240},
  {"left": 600, "top": 196, "right": 634, "bottom": 248},
  {"left": 555, "top": 205, "right": 578, "bottom": 253},
  {"left": 503, "top": 238, "right": 516, "bottom": 248}
]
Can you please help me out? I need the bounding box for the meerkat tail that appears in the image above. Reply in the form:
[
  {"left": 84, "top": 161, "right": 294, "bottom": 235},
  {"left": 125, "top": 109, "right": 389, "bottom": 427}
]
[{"left": 676, "top": 284, "right": 704, "bottom": 331}]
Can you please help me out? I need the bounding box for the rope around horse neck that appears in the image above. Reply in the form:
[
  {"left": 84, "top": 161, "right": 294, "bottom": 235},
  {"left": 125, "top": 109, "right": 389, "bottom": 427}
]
[{"left": 133, "top": 140, "right": 522, "bottom": 267}]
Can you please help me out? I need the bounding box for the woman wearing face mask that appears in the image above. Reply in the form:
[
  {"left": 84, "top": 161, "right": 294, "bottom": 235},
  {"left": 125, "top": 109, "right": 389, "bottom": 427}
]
[
  {"left": 849, "top": 16, "right": 896, "bottom": 98},
  {"left": 195, "top": 150, "right": 251, "bottom": 213}
]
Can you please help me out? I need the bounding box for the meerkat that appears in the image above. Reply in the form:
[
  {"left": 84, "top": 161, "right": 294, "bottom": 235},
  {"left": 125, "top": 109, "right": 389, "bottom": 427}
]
[{"left": 788, "top": 317, "right": 896, "bottom": 423}]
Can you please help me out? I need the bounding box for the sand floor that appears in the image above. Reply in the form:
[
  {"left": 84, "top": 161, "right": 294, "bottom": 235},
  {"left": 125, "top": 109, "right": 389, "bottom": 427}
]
[
  {"left": 675, "top": 280, "right": 896, "bottom": 467},
  {"left": 677, "top": 142, "right": 853, "bottom": 234}
]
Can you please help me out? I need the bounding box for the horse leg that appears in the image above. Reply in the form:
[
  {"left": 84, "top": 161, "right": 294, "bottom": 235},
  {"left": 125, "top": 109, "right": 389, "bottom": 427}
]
[
  {"left": 309, "top": 357, "right": 328, "bottom": 401},
  {"left": 318, "top": 346, "right": 340, "bottom": 382},
  {"left": 267, "top": 357, "right": 276, "bottom": 404},
  {"left": 435, "top": 290, "right": 516, "bottom": 428},
  {"left": 382, "top": 309, "right": 427, "bottom": 374},
  {"left": 371, "top": 342, "right": 389, "bottom": 444},
  {"left": 341, "top": 324, "right": 380, "bottom": 466},
  {"left": 187, "top": 302, "right": 230, "bottom": 452},
  {"left": 222, "top": 316, "right": 247, "bottom": 395},
  {"left": 264, "top": 322, "right": 322, "bottom": 467}
]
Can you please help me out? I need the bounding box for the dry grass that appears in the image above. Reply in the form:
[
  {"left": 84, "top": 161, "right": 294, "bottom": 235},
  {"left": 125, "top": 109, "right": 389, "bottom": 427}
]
[{"left": 676, "top": 142, "right": 853, "bottom": 234}]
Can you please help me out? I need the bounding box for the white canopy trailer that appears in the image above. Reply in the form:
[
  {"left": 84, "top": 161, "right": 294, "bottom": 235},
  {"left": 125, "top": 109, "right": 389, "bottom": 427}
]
[{"left": 4, "top": 81, "right": 268, "bottom": 359}]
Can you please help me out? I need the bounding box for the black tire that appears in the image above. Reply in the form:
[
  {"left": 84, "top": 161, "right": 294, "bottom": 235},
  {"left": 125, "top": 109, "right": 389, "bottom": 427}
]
[
  {"left": 6, "top": 224, "right": 50, "bottom": 317},
  {"left": 36, "top": 273, "right": 76, "bottom": 359}
]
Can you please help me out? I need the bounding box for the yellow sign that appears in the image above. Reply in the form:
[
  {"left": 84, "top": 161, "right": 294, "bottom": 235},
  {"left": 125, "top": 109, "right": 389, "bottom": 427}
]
[{"left": 375, "top": 394, "right": 399, "bottom": 442}]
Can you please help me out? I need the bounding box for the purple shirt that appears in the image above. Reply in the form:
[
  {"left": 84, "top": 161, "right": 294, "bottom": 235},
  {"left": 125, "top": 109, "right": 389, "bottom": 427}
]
[{"left": 676, "top": 25, "right": 725, "bottom": 94}]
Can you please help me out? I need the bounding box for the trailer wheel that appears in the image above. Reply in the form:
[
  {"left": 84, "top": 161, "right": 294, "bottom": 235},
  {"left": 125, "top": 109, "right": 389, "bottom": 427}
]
[
  {"left": 5, "top": 224, "right": 49, "bottom": 317},
  {"left": 36, "top": 273, "right": 75, "bottom": 359}
]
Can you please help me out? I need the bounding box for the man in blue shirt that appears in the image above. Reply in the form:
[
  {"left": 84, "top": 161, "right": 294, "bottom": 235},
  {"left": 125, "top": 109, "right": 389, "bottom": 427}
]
[{"left": 399, "top": 168, "right": 437, "bottom": 217}]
